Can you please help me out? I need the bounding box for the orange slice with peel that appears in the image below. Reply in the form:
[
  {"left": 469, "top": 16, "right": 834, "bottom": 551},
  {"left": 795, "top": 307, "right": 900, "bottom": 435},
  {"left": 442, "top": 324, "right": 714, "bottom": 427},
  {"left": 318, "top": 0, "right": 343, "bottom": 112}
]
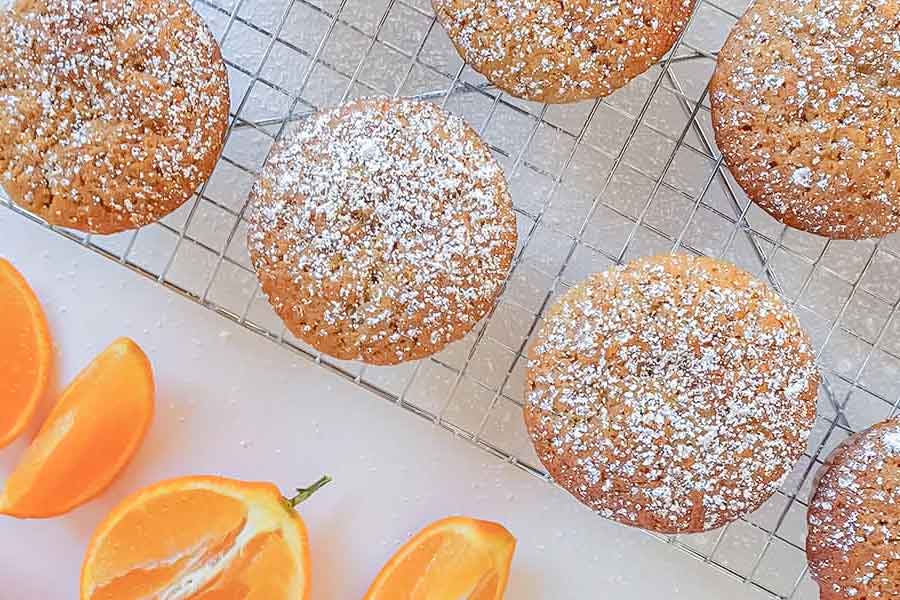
[
  {"left": 0, "top": 257, "right": 53, "bottom": 448},
  {"left": 0, "top": 337, "right": 154, "bottom": 518},
  {"left": 80, "top": 475, "right": 329, "bottom": 600},
  {"left": 364, "top": 516, "right": 516, "bottom": 600}
]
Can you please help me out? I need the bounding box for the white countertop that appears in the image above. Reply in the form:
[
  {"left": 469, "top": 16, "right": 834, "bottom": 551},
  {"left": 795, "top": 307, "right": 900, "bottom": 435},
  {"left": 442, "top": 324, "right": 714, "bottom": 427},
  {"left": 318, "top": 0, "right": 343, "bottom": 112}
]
[{"left": 0, "top": 209, "right": 771, "bottom": 598}]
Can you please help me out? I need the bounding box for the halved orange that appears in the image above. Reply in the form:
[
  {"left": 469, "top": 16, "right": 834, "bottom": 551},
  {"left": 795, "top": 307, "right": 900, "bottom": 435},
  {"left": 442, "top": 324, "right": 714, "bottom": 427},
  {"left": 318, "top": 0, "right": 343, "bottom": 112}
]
[
  {"left": 0, "top": 337, "right": 154, "bottom": 518},
  {"left": 80, "top": 475, "right": 329, "bottom": 600},
  {"left": 364, "top": 516, "right": 516, "bottom": 600},
  {"left": 0, "top": 257, "right": 53, "bottom": 448}
]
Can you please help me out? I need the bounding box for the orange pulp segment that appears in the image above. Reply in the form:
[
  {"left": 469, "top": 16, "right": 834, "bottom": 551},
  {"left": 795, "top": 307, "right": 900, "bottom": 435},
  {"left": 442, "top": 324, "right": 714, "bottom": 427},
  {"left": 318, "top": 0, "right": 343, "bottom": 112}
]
[
  {"left": 80, "top": 476, "right": 310, "bottom": 600},
  {"left": 0, "top": 337, "right": 154, "bottom": 518},
  {"left": 0, "top": 257, "right": 52, "bottom": 448},
  {"left": 364, "top": 516, "right": 516, "bottom": 600}
]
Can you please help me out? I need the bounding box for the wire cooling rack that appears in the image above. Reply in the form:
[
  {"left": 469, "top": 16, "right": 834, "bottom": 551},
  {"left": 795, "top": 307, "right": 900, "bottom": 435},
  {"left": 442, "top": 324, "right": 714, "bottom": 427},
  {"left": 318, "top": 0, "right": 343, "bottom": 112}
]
[{"left": 5, "top": 0, "right": 900, "bottom": 597}]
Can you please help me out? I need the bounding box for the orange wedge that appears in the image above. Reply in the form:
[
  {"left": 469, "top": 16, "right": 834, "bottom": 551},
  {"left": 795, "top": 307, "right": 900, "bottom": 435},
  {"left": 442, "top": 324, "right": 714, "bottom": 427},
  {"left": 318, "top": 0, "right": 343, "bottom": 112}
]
[
  {"left": 80, "top": 475, "right": 329, "bottom": 600},
  {"left": 0, "top": 258, "right": 53, "bottom": 448},
  {"left": 364, "top": 516, "right": 516, "bottom": 600},
  {"left": 0, "top": 337, "right": 154, "bottom": 518}
]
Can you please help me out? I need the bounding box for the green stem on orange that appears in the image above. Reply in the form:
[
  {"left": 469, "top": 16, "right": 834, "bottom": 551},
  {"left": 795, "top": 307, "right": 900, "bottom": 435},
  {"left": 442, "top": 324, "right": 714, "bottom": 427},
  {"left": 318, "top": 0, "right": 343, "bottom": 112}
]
[{"left": 286, "top": 475, "right": 332, "bottom": 508}]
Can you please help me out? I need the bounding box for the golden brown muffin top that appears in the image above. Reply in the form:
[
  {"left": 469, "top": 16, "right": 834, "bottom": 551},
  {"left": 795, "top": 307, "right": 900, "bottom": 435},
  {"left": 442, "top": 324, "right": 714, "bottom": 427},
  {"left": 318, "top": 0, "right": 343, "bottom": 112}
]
[
  {"left": 808, "top": 417, "right": 900, "bottom": 600},
  {"left": 526, "top": 254, "right": 819, "bottom": 533},
  {"left": 248, "top": 97, "right": 517, "bottom": 365},
  {"left": 0, "top": 0, "right": 229, "bottom": 233},
  {"left": 711, "top": 0, "right": 900, "bottom": 239},
  {"left": 433, "top": 0, "right": 695, "bottom": 103}
]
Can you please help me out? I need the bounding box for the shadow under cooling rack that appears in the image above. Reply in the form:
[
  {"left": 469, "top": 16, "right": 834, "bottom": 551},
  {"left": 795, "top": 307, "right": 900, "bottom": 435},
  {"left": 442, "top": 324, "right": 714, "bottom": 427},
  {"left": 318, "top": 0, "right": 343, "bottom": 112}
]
[{"left": 6, "top": 0, "right": 900, "bottom": 598}]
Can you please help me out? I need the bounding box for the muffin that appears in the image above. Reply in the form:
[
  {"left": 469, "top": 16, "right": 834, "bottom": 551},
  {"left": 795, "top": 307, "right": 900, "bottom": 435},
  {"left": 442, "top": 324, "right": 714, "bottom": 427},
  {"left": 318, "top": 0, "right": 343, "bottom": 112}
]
[
  {"left": 433, "top": 0, "right": 697, "bottom": 104},
  {"left": 525, "top": 254, "right": 819, "bottom": 533},
  {"left": 0, "top": 0, "right": 230, "bottom": 234},
  {"left": 247, "top": 97, "right": 517, "bottom": 366},
  {"left": 807, "top": 417, "right": 900, "bottom": 599},
  {"left": 710, "top": 0, "right": 900, "bottom": 239}
]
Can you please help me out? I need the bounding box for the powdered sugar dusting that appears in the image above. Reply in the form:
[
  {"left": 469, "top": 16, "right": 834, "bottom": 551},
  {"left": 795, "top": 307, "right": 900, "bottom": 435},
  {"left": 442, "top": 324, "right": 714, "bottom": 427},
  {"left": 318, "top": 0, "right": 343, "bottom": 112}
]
[
  {"left": 433, "top": 0, "right": 696, "bottom": 103},
  {"left": 808, "top": 418, "right": 900, "bottom": 599},
  {"left": 526, "top": 254, "right": 819, "bottom": 533},
  {"left": 885, "top": 431, "right": 900, "bottom": 453},
  {"left": 0, "top": 0, "right": 229, "bottom": 233},
  {"left": 711, "top": 0, "right": 900, "bottom": 239},
  {"left": 247, "top": 97, "right": 517, "bottom": 365}
]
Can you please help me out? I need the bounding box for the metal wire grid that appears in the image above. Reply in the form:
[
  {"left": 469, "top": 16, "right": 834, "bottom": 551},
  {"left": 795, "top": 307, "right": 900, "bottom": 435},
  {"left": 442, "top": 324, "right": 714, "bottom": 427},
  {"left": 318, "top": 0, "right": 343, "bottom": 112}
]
[{"left": 4, "top": 0, "right": 900, "bottom": 597}]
